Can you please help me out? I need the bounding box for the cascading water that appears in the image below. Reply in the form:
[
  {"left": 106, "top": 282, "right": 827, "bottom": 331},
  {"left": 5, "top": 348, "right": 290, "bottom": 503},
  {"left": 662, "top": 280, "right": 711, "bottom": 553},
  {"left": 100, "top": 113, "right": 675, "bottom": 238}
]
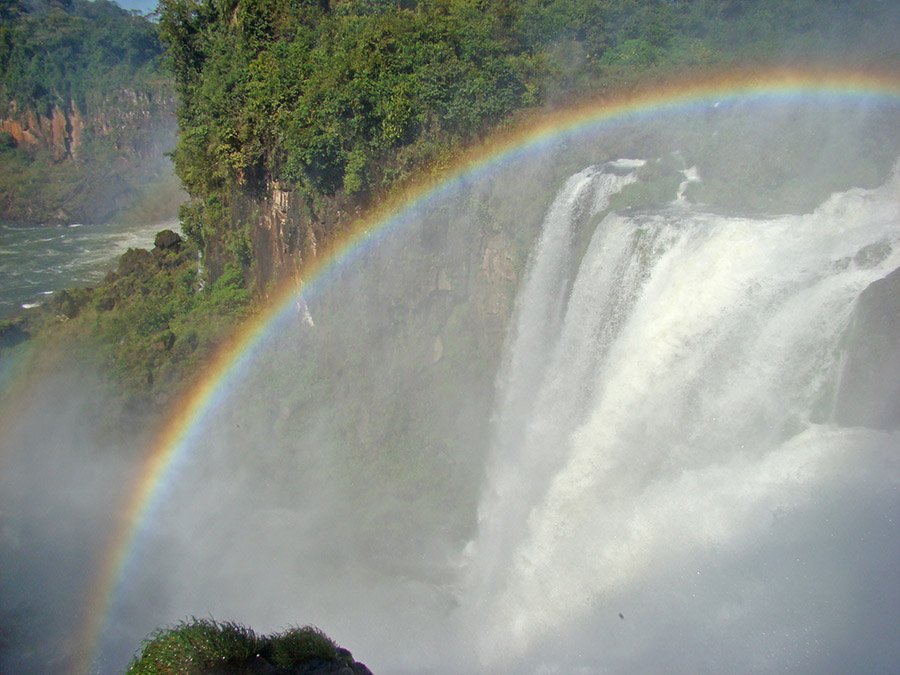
[
  {"left": 3, "top": 104, "right": 900, "bottom": 673},
  {"left": 478, "top": 161, "right": 645, "bottom": 581},
  {"left": 462, "top": 161, "right": 900, "bottom": 671}
]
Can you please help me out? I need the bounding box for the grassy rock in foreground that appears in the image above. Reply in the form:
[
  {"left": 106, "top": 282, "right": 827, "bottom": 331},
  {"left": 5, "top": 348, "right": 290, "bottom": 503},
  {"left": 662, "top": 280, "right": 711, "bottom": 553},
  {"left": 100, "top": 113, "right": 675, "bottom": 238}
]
[{"left": 128, "top": 619, "right": 372, "bottom": 674}]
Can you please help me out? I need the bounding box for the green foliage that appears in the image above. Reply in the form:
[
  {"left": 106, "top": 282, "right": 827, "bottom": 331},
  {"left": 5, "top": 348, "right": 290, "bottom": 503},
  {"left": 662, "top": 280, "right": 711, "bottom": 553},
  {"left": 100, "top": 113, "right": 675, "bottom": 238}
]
[
  {"left": 202, "top": 263, "right": 251, "bottom": 314},
  {"left": 600, "top": 38, "right": 663, "bottom": 69},
  {"left": 161, "top": 0, "right": 900, "bottom": 254},
  {"left": 161, "top": 0, "right": 537, "bottom": 203},
  {"left": 127, "top": 618, "right": 261, "bottom": 673},
  {"left": 82, "top": 232, "right": 251, "bottom": 398},
  {"left": 0, "top": 0, "right": 163, "bottom": 112},
  {"left": 177, "top": 196, "right": 228, "bottom": 248},
  {"left": 128, "top": 619, "right": 355, "bottom": 673},
  {"left": 268, "top": 625, "right": 339, "bottom": 667}
]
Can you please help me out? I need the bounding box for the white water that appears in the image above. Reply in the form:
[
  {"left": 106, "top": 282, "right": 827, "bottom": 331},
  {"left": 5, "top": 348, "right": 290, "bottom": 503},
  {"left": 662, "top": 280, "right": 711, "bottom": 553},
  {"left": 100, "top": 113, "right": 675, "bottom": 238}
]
[
  {"left": 461, "top": 163, "right": 900, "bottom": 671},
  {"left": 482, "top": 162, "right": 644, "bottom": 572},
  {"left": 21, "top": 153, "right": 893, "bottom": 674},
  {"left": 0, "top": 219, "right": 179, "bottom": 318}
]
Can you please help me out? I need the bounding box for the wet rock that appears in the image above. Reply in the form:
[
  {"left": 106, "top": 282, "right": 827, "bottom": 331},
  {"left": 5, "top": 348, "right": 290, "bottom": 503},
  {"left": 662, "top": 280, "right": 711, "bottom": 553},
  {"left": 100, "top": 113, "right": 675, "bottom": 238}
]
[
  {"left": 0, "top": 318, "right": 29, "bottom": 348},
  {"left": 832, "top": 265, "right": 900, "bottom": 430},
  {"left": 153, "top": 229, "right": 183, "bottom": 251}
]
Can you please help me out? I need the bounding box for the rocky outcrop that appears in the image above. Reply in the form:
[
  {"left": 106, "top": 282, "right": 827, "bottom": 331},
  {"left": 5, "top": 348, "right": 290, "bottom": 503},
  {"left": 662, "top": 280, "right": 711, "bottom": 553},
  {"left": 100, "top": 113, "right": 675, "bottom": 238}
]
[
  {"left": 236, "top": 178, "right": 528, "bottom": 362},
  {"left": 154, "top": 229, "right": 183, "bottom": 251},
  {"left": 0, "top": 317, "right": 29, "bottom": 349},
  {"left": 0, "top": 89, "right": 178, "bottom": 224},
  {"left": 0, "top": 101, "right": 84, "bottom": 161},
  {"left": 88, "top": 88, "right": 177, "bottom": 158},
  {"left": 832, "top": 264, "right": 900, "bottom": 430},
  {"left": 0, "top": 89, "right": 175, "bottom": 163}
]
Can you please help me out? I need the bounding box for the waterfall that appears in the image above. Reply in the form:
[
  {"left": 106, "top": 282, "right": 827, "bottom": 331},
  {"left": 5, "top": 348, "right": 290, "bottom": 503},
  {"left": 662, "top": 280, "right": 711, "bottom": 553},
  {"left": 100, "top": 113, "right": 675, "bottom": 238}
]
[
  {"left": 481, "top": 161, "right": 644, "bottom": 570},
  {"left": 463, "top": 162, "right": 900, "bottom": 671}
]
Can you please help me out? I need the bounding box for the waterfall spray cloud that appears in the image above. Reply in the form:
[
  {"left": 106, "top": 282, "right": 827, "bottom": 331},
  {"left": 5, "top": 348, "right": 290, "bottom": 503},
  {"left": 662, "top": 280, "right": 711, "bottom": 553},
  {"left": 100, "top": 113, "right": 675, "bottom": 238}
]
[
  {"left": 462, "top": 162, "right": 900, "bottom": 670},
  {"left": 13, "top": 67, "right": 892, "bottom": 672}
]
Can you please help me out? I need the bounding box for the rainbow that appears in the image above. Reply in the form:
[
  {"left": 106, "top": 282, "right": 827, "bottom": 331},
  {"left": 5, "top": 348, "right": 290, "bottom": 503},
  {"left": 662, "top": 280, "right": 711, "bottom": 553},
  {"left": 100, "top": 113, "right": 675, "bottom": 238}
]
[{"left": 77, "top": 66, "right": 900, "bottom": 672}]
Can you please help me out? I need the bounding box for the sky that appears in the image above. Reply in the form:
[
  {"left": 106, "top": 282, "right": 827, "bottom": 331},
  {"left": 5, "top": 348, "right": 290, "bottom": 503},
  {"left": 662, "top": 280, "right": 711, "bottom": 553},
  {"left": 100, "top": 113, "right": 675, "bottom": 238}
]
[{"left": 115, "top": 0, "right": 157, "bottom": 14}]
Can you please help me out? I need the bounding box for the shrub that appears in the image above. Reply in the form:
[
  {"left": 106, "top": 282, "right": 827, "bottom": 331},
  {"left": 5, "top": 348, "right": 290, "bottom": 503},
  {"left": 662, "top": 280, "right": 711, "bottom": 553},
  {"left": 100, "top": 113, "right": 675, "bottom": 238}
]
[
  {"left": 268, "top": 625, "right": 339, "bottom": 667},
  {"left": 127, "top": 618, "right": 261, "bottom": 673},
  {"left": 128, "top": 619, "right": 366, "bottom": 674}
]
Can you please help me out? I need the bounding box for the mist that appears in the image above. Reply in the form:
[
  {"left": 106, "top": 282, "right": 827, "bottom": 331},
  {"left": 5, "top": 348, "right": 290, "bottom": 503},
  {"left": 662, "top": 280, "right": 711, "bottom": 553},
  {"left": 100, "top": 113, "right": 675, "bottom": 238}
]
[{"left": 2, "top": 98, "right": 900, "bottom": 674}]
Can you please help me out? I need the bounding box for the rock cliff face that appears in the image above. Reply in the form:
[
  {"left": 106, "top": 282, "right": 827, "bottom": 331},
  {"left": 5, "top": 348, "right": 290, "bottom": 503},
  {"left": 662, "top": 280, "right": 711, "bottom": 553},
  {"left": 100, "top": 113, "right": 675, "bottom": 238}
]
[
  {"left": 0, "top": 101, "right": 83, "bottom": 161},
  {"left": 832, "top": 264, "right": 900, "bottom": 430},
  {"left": 217, "top": 157, "right": 573, "bottom": 555},
  {"left": 0, "top": 89, "right": 178, "bottom": 224},
  {"left": 241, "top": 182, "right": 325, "bottom": 292},
  {"left": 0, "top": 89, "right": 173, "bottom": 162},
  {"left": 237, "top": 177, "right": 533, "bottom": 365}
]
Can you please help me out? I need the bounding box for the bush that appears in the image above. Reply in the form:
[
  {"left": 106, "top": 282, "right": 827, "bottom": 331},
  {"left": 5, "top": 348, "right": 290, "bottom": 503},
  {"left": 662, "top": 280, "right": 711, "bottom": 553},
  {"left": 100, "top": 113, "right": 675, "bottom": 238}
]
[
  {"left": 0, "top": 131, "right": 16, "bottom": 150},
  {"left": 128, "top": 619, "right": 368, "bottom": 674},
  {"left": 127, "top": 619, "right": 261, "bottom": 673},
  {"left": 268, "top": 625, "right": 339, "bottom": 667}
]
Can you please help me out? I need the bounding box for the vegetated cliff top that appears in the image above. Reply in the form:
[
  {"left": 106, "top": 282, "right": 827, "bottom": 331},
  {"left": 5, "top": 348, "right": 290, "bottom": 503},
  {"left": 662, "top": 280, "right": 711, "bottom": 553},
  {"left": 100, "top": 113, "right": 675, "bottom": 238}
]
[
  {"left": 0, "top": 0, "right": 167, "bottom": 114},
  {"left": 0, "top": 0, "right": 180, "bottom": 224},
  {"left": 162, "top": 0, "right": 900, "bottom": 211},
  {"left": 162, "top": 0, "right": 900, "bottom": 282},
  {"left": 9, "top": 0, "right": 900, "bottom": 412}
]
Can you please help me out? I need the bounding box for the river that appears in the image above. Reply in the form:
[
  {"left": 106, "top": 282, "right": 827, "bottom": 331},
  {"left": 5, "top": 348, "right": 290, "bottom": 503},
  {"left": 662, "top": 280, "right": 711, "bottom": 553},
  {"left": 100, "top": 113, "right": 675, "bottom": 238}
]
[{"left": 0, "top": 219, "right": 178, "bottom": 319}]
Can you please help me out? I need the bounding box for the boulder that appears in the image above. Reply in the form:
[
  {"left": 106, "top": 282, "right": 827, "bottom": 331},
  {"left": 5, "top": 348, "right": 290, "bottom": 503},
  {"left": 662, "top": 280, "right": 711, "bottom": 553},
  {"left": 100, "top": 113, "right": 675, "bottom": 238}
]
[{"left": 153, "top": 229, "right": 183, "bottom": 251}]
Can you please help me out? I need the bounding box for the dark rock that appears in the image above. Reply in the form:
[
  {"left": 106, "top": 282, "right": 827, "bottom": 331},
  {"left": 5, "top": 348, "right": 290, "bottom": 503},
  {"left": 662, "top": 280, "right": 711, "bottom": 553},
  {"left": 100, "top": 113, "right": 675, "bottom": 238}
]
[
  {"left": 832, "top": 265, "right": 900, "bottom": 430},
  {"left": 199, "top": 653, "right": 373, "bottom": 674},
  {"left": 853, "top": 240, "right": 892, "bottom": 269},
  {"left": 117, "top": 247, "right": 153, "bottom": 276},
  {"left": 0, "top": 318, "right": 29, "bottom": 348},
  {"left": 95, "top": 289, "right": 117, "bottom": 312},
  {"left": 53, "top": 289, "right": 79, "bottom": 319},
  {"left": 154, "top": 228, "right": 183, "bottom": 250},
  {"left": 158, "top": 331, "right": 176, "bottom": 352}
]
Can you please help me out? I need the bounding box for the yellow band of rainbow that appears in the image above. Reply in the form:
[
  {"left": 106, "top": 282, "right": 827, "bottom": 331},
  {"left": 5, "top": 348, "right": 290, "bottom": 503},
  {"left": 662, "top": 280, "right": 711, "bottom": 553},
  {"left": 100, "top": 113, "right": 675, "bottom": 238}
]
[{"left": 77, "top": 66, "right": 900, "bottom": 673}]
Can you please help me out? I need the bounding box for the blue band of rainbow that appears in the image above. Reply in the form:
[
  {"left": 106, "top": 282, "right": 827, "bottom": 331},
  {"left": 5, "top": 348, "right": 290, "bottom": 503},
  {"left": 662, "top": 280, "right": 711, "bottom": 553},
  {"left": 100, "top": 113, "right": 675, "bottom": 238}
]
[{"left": 77, "top": 66, "right": 900, "bottom": 673}]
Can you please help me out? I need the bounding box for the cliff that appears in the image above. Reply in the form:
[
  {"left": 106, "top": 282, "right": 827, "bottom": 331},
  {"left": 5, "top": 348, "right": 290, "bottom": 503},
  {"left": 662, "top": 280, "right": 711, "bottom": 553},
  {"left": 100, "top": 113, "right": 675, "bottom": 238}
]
[
  {"left": 832, "top": 264, "right": 900, "bottom": 430},
  {"left": 0, "top": 88, "right": 178, "bottom": 223},
  {"left": 0, "top": 0, "right": 179, "bottom": 224},
  {"left": 0, "top": 101, "right": 83, "bottom": 161}
]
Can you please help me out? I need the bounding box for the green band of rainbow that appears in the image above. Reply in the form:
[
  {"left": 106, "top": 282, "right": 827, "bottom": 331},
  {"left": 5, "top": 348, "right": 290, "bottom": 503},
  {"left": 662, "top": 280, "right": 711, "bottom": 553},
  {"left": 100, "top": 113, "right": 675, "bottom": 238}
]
[{"left": 77, "top": 66, "right": 900, "bottom": 673}]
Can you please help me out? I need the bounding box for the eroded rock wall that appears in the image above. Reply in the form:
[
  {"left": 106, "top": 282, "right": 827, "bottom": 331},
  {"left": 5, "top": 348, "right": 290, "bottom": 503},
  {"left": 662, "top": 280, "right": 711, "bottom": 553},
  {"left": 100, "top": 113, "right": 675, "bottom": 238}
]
[
  {"left": 833, "top": 265, "right": 900, "bottom": 430},
  {"left": 0, "top": 101, "right": 83, "bottom": 160}
]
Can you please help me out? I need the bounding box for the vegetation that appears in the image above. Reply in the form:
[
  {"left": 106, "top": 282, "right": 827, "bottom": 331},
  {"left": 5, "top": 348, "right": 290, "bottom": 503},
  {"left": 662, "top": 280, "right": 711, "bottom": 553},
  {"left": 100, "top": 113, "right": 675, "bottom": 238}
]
[
  {"left": 89, "top": 232, "right": 250, "bottom": 395},
  {"left": 0, "top": 0, "right": 163, "bottom": 113},
  {"left": 11, "top": 229, "right": 249, "bottom": 406},
  {"left": 127, "top": 618, "right": 366, "bottom": 673},
  {"left": 161, "top": 0, "right": 900, "bottom": 264},
  {"left": 0, "top": 0, "right": 177, "bottom": 224},
  {"left": 9, "top": 0, "right": 900, "bottom": 405}
]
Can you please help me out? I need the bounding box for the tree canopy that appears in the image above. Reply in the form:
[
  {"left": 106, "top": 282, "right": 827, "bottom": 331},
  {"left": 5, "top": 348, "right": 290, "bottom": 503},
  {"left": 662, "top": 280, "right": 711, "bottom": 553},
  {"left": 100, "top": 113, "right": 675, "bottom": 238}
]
[
  {"left": 0, "top": 0, "right": 164, "bottom": 113},
  {"left": 161, "top": 0, "right": 900, "bottom": 209}
]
